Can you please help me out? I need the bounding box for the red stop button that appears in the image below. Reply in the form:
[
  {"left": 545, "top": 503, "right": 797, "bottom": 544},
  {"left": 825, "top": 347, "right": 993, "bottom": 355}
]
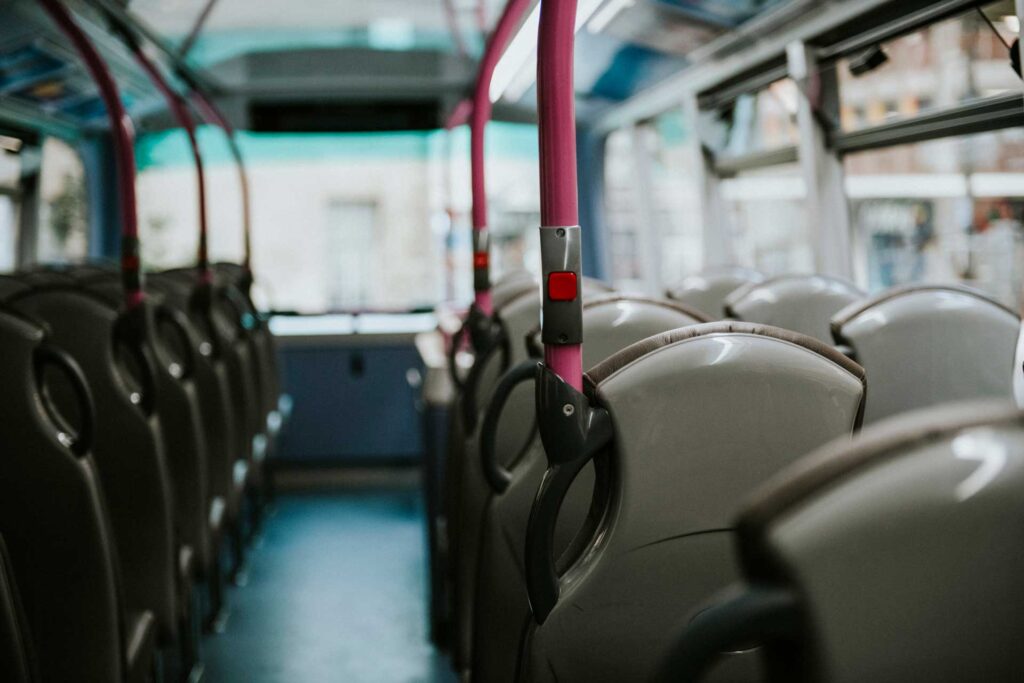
[{"left": 548, "top": 271, "right": 578, "bottom": 302}]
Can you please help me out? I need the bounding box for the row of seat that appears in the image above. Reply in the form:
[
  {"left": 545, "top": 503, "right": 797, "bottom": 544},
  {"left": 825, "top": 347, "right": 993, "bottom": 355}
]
[
  {"left": 0, "top": 262, "right": 284, "bottom": 683},
  {"left": 437, "top": 268, "right": 1020, "bottom": 681}
]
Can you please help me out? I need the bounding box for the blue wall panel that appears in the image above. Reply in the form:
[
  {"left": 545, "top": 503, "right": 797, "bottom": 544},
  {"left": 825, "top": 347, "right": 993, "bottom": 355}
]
[{"left": 275, "top": 341, "right": 425, "bottom": 464}]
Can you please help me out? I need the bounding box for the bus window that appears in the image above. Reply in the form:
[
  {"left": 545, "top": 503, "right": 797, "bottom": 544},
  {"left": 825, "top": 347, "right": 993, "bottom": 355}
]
[
  {"left": 650, "top": 110, "right": 702, "bottom": 286},
  {"left": 36, "top": 137, "right": 88, "bottom": 264},
  {"left": 0, "top": 140, "right": 20, "bottom": 271},
  {"left": 845, "top": 128, "right": 1024, "bottom": 307},
  {"left": 720, "top": 163, "right": 814, "bottom": 275},
  {"left": 838, "top": 1, "right": 1020, "bottom": 132}
]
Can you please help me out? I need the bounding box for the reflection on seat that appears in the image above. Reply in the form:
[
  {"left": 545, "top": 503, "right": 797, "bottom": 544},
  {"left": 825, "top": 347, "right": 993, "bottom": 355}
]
[
  {"left": 0, "top": 535, "right": 33, "bottom": 683},
  {"left": 469, "top": 295, "right": 711, "bottom": 682},
  {"left": 832, "top": 285, "right": 1019, "bottom": 424},
  {"left": 661, "top": 401, "right": 1024, "bottom": 682},
  {"left": 519, "top": 322, "right": 866, "bottom": 682},
  {"left": 725, "top": 275, "right": 864, "bottom": 343},
  {"left": 666, "top": 267, "right": 765, "bottom": 319}
]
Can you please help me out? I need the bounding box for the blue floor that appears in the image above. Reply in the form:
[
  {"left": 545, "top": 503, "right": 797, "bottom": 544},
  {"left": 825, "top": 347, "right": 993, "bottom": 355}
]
[{"left": 203, "top": 492, "right": 456, "bottom": 683}]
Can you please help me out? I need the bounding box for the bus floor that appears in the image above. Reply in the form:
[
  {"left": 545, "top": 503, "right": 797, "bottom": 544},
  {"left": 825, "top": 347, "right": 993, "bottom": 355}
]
[{"left": 202, "top": 489, "right": 455, "bottom": 682}]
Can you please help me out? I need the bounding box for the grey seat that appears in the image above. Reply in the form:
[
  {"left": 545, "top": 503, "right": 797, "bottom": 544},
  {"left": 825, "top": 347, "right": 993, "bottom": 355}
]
[
  {"left": 448, "top": 287, "right": 541, "bottom": 671},
  {"left": 470, "top": 296, "right": 711, "bottom": 683},
  {"left": 666, "top": 267, "right": 765, "bottom": 319},
  {"left": 832, "top": 285, "right": 1018, "bottom": 425},
  {"left": 7, "top": 287, "right": 180, "bottom": 650},
  {"left": 518, "top": 322, "right": 866, "bottom": 682},
  {"left": 0, "top": 307, "right": 154, "bottom": 683},
  {"left": 0, "top": 535, "right": 33, "bottom": 683},
  {"left": 725, "top": 274, "right": 864, "bottom": 343},
  {"left": 662, "top": 400, "right": 1024, "bottom": 682}
]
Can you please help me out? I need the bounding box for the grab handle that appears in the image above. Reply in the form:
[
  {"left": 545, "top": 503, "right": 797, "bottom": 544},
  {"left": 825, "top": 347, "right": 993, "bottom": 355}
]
[
  {"left": 655, "top": 585, "right": 800, "bottom": 682},
  {"left": 155, "top": 304, "right": 197, "bottom": 381},
  {"left": 459, "top": 316, "right": 510, "bottom": 434},
  {"left": 480, "top": 360, "right": 537, "bottom": 493},
  {"left": 524, "top": 364, "right": 612, "bottom": 624},
  {"left": 35, "top": 343, "right": 95, "bottom": 456}
]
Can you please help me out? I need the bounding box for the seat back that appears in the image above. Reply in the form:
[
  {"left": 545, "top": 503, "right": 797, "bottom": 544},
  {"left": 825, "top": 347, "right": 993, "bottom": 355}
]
[
  {"left": 725, "top": 275, "right": 864, "bottom": 342},
  {"left": 468, "top": 296, "right": 711, "bottom": 682},
  {"left": 832, "top": 285, "right": 1018, "bottom": 424},
  {"left": 520, "top": 322, "right": 865, "bottom": 682},
  {"left": 8, "top": 287, "right": 178, "bottom": 643},
  {"left": 732, "top": 401, "right": 1024, "bottom": 682},
  {"left": 0, "top": 308, "right": 123, "bottom": 682},
  {"left": 666, "top": 267, "right": 765, "bottom": 319},
  {"left": 0, "top": 536, "right": 33, "bottom": 683}
]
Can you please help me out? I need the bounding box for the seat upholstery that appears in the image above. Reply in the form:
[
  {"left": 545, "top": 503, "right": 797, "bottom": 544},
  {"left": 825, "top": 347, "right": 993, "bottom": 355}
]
[
  {"left": 0, "top": 308, "right": 125, "bottom": 682},
  {"left": 666, "top": 266, "right": 765, "bottom": 319},
  {"left": 0, "top": 536, "right": 33, "bottom": 683},
  {"left": 725, "top": 274, "right": 864, "bottom": 343},
  {"left": 519, "top": 322, "right": 866, "bottom": 682},
  {"left": 832, "top": 285, "right": 1019, "bottom": 425},
  {"left": 449, "top": 288, "right": 541, "bottom": 671},
  {"left": 470, "top": 296, "right": 711, "bottom": 683},
  {"left": 726, "top": 401, "right": 1024, "bottom": 682},
  {"left": 8, "top": 287, "right": 179, "bottom": 645}
]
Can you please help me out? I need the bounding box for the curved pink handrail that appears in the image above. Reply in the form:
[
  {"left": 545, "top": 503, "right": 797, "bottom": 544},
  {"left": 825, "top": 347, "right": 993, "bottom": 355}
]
[
  {"left": 537, "top": 0, "right": 582, "bottom": 390},
  {"left": 189, "top": 89, "right": 253, "bottom": 283},
  {"left": 470, "top": 0, "right": 532, "bottom": 316},
  {"left": 129, "top": 45, "right": 211, "bottom": 284},
  {"left": 39, "top": 0, "right": 144, "bottom": 309}
]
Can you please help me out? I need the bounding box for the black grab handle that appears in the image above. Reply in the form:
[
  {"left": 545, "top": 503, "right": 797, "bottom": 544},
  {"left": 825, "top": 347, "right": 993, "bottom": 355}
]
[
  {"left": 655, "top": 585, "right": 801, "bottom": 682},
  {"left": 480, "top": 360, "right": 538, "bottom": 493},
  {"left": 524, "top": 364, "right": 613, "bottom": 624},
  {"left": 35, "top": 343, "right": 96, "bottom": 457},
  {"left": 460, "top": 320, "right": 510, "bottom": 435},
  {"left": 155, "top": 304, "right": 197, "bottom": 381},
  {"left": 447, "top": 318, "right": 469, "bottom": 392}
]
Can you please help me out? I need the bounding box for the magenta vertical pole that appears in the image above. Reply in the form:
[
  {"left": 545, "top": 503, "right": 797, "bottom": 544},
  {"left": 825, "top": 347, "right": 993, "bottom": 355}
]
[
  {"left": 189, "top": 88, "right": 253, "bottom": 288},
  {"left": 470, "top": 0, "right": 532, "bottom": 316},
  {"left": 38, "top": 0, "right": 144, "bottom": 310},
  {"left": 128, "top": 44, "right": 211, "bottom": 285},
  {"left": 537, "top": 0, "right": 583, "bottom": 391}
]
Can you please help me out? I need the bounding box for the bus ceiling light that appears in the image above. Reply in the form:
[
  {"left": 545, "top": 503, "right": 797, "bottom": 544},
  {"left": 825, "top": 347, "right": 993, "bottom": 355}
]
[{"left": 490, "top": 0, "right": 606, "bottom": 103}]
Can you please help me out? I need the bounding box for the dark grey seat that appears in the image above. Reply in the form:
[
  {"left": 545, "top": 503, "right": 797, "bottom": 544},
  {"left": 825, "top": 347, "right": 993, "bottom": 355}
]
[
  {"left": 661, "top": 400, "right": 1024, "bottom": 682},
  {"left": 0, "top": 307, "right": 155, "bottom": 682},
  {"left": 7, "top": 287, "right": 180, "bottom": 650},
  {"left": 725, "top": 274, "right": 864, "bottom": 343},
  {"left": 0, "top": 535, "right": 33, "bottom": 683},
  {"left": 448, "top": 287, "right": 541, "bottom": 671},
  {"left": 832, "top": 285, "right": 1018, "bottom": 424},
  {"left": 666, "top": 266, "right": 765, "bottom": 319},
  {"left": 518, "top": 322, "right": 866, "bottom": 682},
  {"left": 470, "top": 296, "right": 712, "bottom": 683}
]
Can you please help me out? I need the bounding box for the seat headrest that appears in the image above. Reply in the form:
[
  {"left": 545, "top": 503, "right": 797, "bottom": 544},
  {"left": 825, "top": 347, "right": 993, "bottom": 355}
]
[
  {"left": 585, "top": 320, "right": 866, "bottom": 388},
  {"left": 831, "top": 284, "right": 1019, "bottom": 333},
  {"left": 723, "top": 273, "right": 863, "bottom": 311},
  {"left": 523, "top": 295, "right": 714, "bottom": 357},
  {"left": 738, "top": 400, "right": 1022, "bottom": 546}
]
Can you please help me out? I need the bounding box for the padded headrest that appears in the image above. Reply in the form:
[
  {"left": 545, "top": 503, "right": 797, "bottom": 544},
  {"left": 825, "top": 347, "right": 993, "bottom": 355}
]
[
  {"left": 523, "top": 295, "right": 714, "bottom": 358},
  {"left": 738, "top": 400, "right": 1022, "bottom": 546},
  {"left": 586, "top": 321, "right": 866, "bottom": 389},
  {"left": 493, "top": 279, "right": 538, "bottom": 313},
  {"left": 831, "top": 283, "right": 1019, "bottom": 334},
  {"left": 724, "top": 274, "right": 863, "bottom": 312},
  {"left": 667, "top": 266, "right": 764, "bottom": 295}
]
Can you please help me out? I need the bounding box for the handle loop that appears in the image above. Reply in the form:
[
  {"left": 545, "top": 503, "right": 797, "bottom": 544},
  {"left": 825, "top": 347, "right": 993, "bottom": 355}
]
[
  {"left": 524, "top": 364, "right": 612, "bottom": 623},
  {"left": 479, "top": 360, "right": 538, "bottom": 493},
  {"left": 35, "top": 343, "right": 95, "bottom": 457}
]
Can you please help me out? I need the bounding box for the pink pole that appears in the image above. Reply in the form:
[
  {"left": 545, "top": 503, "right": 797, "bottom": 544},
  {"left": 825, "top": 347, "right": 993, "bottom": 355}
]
[
  {"left": 39, "top": 0, "right": 144, "bottom": 310},
  {"left": 471, "top": 0, "right": 531, "bottom": 316},
  {"left": 537, "top": 0, "right": 582, "bottom": 391},
  {"left": 190, "top": 89, "right": 253, "bottom": 283},
  {"left": 129, "top": 45, "right": 211, "bottom": 285}
]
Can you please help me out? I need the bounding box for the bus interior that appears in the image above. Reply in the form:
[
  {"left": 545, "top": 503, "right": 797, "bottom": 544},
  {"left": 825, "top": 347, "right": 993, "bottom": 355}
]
[{"left": 1, "top": 0, "right": 1024, "bottom": 681}]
